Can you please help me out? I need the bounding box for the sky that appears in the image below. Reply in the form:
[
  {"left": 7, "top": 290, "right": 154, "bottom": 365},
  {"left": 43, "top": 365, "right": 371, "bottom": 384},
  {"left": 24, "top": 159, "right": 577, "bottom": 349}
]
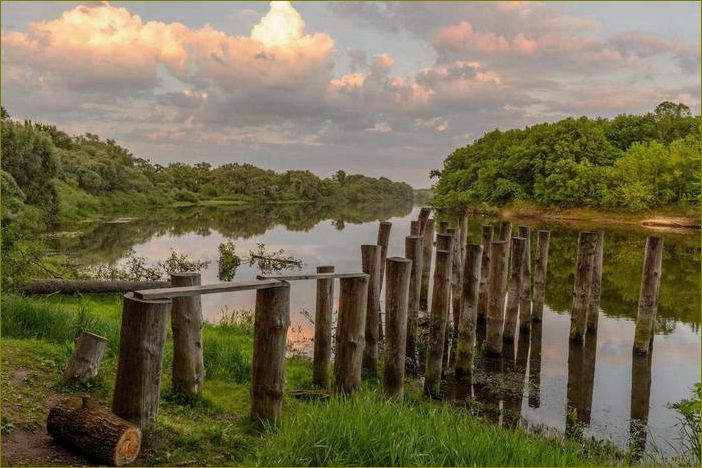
[{"left": 2, "top": 1, "right": 700, "bottom": 187}]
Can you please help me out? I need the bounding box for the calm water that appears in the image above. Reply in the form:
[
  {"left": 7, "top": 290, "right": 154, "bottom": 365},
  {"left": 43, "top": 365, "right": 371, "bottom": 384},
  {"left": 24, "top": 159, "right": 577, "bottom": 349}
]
[{"left": 48, "top": 202, "right": 700, "bottom": 458}]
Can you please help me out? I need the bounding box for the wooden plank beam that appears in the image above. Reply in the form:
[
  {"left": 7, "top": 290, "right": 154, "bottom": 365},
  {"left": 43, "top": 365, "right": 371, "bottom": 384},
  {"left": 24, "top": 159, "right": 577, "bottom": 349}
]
[
  {"left": 134, "top": 279, "right": 284, "bottom": 300},
  {"left": 256, "top": 273, "right": 367, "bottom": 281}
]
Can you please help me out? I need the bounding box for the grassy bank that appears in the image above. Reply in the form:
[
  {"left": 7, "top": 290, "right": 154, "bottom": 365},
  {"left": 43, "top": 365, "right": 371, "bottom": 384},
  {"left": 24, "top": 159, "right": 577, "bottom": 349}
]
[{"left": 2, "top": 293, "right": 634, "bottom": 466}]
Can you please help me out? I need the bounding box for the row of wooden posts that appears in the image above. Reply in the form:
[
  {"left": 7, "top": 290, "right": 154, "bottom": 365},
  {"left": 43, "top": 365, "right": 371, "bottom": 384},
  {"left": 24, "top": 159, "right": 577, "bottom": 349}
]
[{"left": 107, "top": 207, "right": 665, "bottom": 431}]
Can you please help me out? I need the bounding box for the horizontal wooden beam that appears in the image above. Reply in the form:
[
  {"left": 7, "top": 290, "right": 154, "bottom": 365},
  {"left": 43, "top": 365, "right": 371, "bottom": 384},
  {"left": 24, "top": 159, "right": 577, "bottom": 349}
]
[
  {"left": 134, "top": 279, "right": 285, "bottom": 300},
  {"left": 256, "top": 272, "right": 367, "bottom": 281}
]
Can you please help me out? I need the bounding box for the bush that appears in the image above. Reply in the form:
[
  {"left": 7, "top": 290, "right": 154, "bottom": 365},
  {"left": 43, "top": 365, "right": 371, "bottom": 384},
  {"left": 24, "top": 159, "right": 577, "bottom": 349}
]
[{"left": 174, "top": 189, "right": 199, "bottom": 204}]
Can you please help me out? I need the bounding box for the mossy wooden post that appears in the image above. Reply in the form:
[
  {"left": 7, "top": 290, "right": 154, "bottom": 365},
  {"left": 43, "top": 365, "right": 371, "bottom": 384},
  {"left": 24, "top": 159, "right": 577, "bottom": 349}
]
[
  {"left": 504, "top": 237, "right": 526, "bottom": 341},
  {"left": 383, "top": 257, "right": 412, "bottom": 399},
  {"left": 377, "top": 221, "right": 392, "bottom": 340},
  {"left": 112, "top": 293, "right": 170, "bottom": 431},
  {"left": 478, "top": 225, "right": 493, "bottom": 320},
  {"left": 633, "top": 236, "right": 664, "bottom": 354},
  {"left": 586, "top": 231, "right": 604, "bottom": 334},
  {"left": 313, "top": 265, "right": 335, "bottom": 387},
  {"left": 447, "top": 227, "right": 463, "bottom": 333},
  {"left": 251, "top": 282, "right": 290, "bottom": 424},
  {"left": 361, "top": 245, "right": 382, "bottom": 374},
  {"left": 424, "top": 235, "right": 453, "bottom": 397},
  {"left": 405, "top": 235, "right": 423, "bottom": 359},
  {"left": 569, "top": 231, "right": 598, "bottom": 343},
  {"left": 455, "top": 243, "right": 482, "bottom": 376},
  {"left": 170, "top": 272, "right": 204, "bottom": 397},
  {"left": 486, "top": 240, "right": 509, "bottom": 356},
  {"left": 63, "top": 331, "right": 107, "bottom": 384},
  {"left": 334, "top": 275, "right": 369, "bottom": 396},
  {"left": 420, "top": 218, "right": 434, "bottom": 310},
  {"left": 532, "top": 230, "right": 551, "bottom": 322},
  {"left": 518, "top": 226, "right": 532, "bottom": 330}
]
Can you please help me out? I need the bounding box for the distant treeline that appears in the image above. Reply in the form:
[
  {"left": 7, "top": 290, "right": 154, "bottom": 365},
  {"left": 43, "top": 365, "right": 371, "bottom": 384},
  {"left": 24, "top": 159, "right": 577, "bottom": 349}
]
[{"left": 433, "top": 101, "right": 700, "bottom": 212}]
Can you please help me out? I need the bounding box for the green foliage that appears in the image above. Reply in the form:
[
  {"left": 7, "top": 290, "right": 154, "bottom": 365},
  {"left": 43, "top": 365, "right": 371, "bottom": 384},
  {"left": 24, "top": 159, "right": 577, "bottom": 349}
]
[
  {"left": 670, "top": 383, "right": 701, "bottom": 465},
  {"left": 434, "top": 102, "right": 700, "bottom": 211},
  {"left": 174, "top": 189, "right": 199, "bottom": 204},
  {"left": 217, "top": 241, "right": 241, "bottom": 281}
]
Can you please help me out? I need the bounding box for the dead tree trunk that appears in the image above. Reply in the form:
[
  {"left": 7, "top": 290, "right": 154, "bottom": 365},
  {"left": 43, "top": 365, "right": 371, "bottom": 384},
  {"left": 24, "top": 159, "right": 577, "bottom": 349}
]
[
  {"left": 63, "top": 331, "right": 107, "bottom": 384},
  {"left": 24, "top": 279, "right": 170, "bottom": 295},
  {"left": 633, "top": 236, "right": 664, "bottom": 354},
  {"left": 313, "top": 265, "right": 335, "bottom": 388},
  {"left": 420, "top": 218, "right": 435, "bottom": 310},
  {"left": 586, "top": 231, "right": 605, "bottom": 334},
  {"left": 405, "top": 235, "right": 423, "bottom": 359},
  {"left": 478, "top": 225, "right": 494, "bottom": 320},
  {"left": 112, "top": 293, "right": 170, "bottom": 431},
  {"left": 486, "top": 240, "right": 509, "bottom": 356},
  {"left": 455, "top": 244, "right": 483, "bottom": 376},
  {"left": 532, "top": 230, "right": 551, "bottom": 322},
  {"left": 334, "top": 275, "right": 369, "bottom": 396},
  {"left": 170, "top": 272, "right": 204, "bottom": 398},
  {"left": 504, "top": 237, "right": 526, "bottom": 340},
  {"left": 251, "top": 283, "right": 290, "bottom": 424},
  {"left": 361, "top": 245, "right": 382, "bottom": 374},
  {"left": 518, "top": 226, "right": 532, "bottom": 330},
  {"left": 569, "top": 232, "right": 598, "bottom": 343},
  {"left": 48, "top": 395, "right": 141, "bottom": 466},
  {"left": 383, "top": 257, "right": 412, "bottom": 399}
]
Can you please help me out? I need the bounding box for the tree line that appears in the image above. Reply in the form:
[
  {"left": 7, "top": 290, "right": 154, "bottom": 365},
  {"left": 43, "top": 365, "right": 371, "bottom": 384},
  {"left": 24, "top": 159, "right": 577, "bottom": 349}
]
[{"left": 432, "top": 102, "right": 700, "bottom": 212}]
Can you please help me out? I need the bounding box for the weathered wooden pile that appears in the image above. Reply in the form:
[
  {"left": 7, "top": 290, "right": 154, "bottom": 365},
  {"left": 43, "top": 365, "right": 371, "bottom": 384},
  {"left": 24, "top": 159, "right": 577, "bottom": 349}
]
[{"left": 47, "top": 206, "right": 666, "bottom": 465}]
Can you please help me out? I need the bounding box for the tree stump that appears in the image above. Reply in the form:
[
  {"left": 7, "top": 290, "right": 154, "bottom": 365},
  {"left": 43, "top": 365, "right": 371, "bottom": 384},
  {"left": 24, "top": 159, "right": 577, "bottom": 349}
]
[
  {"left": 361, "top": 245, "right": 382, "bottom": 374},
  {"left": 170, "top": 272, "right": 204, "bottom": 398},
  {"left": 313, "top": 265, "right": 335, "bottom": 388},
  {"left": 63, "top": 331, "right": 107, "bottom": 384},
  {"left": 383, "top": 257, "right": 412, "bottom": 399},
  {"left": 48, "top": 395, "right": 141, "bottom": 466}
]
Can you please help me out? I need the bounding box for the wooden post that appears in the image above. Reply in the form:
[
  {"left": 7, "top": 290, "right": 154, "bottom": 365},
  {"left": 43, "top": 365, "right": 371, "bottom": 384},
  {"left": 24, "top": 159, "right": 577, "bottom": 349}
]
[
  {"left": 455, "top": 244, "right": 482, "bottom": 376},
  {"left": 251, "top": 283, "right": 290, "bottom": 424},
  {"left": 410, "top": 220, "right": 420, "bottom": 236},
  {"left": 112, "top": 293, "right": 170, "bottom": 431},
  {"left": 438, "top": 220, "right": 450, "bottom": 233},
  {"left": 313, "top": 265, "right": 335, "bottom": 387},
  {"left": 478, "top": 225, "right": 493, "bottom": 320},
  {"left": 532, "top": 230, "right": 551, "bottom": 322},
  {"left": 518, "top": 226, "right": 532, "bottom": 330},
  {"left": 63, "top": 331, "right": 107, "bottom": 384},
  {"left": 436, "top": 232, "right": 454, "bottom": 368},
  {"left": 420, "top": 218, "right": 434, "bottom": 310},
  {"left": 377, "top": 221, "right": 392, "bottom": 340},
  {"left": 424, "top": 240, "right": 453, "bottom": 397},
  {"left": 417, "top": 207, "right": 431, "bottom": 230},
  {"left": 170, "top": 272, "right": 204, "bottom": 398},
  {"left": 569, "top": 231, "right": 598, "bottom": 343},
  {"left": 499, "top": 221, "right": 512, "bottom": 242},
  {"left": 334, "top": 275, "right": 369, "bottom": 396},
  {"left": 361, "top": 245, "right": 382, "bottom": 373},
  {"left": 48, "top": 396, "right": 141, "bottom": 466},
  {"left": 504, "top": 237, "right": 526, "bottom": 340},
  {"left": 633, "top": 236, "right": 664, "bottom": 354},
  {"left": 447, "top": 227, "right": 463, "bottom": 333},
  {"left": 586, "top": 231, "right": 604, "bottom": 334},
  {"left": 383, "top": 257, "right": 412, "bottom": 399},
  {"left": 405, "top": 236, "right": 422, "bottom": 359},
  {"left": 528, "top": 322, "right": 543, "bottom": 408},
  {"left": 458, "top": 207, "right": 468, "bottom": 265},
  {"left": 486, "top": 240, "right": 509, "bottom": 355}
]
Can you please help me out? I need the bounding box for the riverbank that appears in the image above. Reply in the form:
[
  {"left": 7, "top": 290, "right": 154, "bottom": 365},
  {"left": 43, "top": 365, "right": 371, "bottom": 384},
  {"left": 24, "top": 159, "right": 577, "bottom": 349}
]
[{"left": 2, "top": 293, "right": 635, "bottom": 467}]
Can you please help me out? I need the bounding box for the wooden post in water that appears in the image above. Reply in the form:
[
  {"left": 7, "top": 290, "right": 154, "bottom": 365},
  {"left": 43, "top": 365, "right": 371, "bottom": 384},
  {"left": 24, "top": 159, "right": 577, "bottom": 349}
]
[
  {"left": 437, "top": 232, "right": 454, "bottom": 367},
  {"left": 405, "top": 236, "right": 423, "bottom": 359},
  {"left": 251, "top": 283, "right": 290, "bottom": 424},
  {"left": 532, "top": 230, "right": 551, "bottom": 322},
  {"left": 478, "top": 225, "right": 493, "bottom": 320},
  {"left": 170, "top": 272, "right": 204, "bottom": 398},
  {"left": 420, "top": 218, "right": 435, "bottom": 311},
  {"left": 410, "top": 220, "right": 420, "bottom": 236},
  {"left": 383, "top": 257, "right": 412, "bottom": 399},
  {"left": 586, "top": 231, "right": 604, "bottom": 334},
  {"left": 313, "top": 265, "right": 335, "bottom": 387},
  {"left": 424, "top": 235, "right": 453, "bottom": 397},
  {"left": 377, "top": 222, "right": 392, "bottom": 340},
  {"left": 458, "top": 207, "right": 468, "bottom": 265},
  {"left": 334, "top": 275, "right": 369, "bottom": 396},
  {"left": 569, "top": 231, "right": 598, "bottom": 343},
  {"left": 447, "top": 227, "right": 463, "bottom": 334},
  {"left": 112, "top": 293, "right": 170, "bottom": 430},
  {"left": 633, "top": 236, "right": 664, "bottom": 354},
  {"left": 439, "top": 220, "right": 450, "bottom": 233},
  {"left": 486, "top": 240, "right": 509, "bottom": 355},
  {"left": 504, "top": 237, "right": 526, "bottom": 340},
  {"left": 455, "top": 243, "right": 483, "bottom": 376},
  {"left": 518, "top": 226, "right": 532, "bottom": 330},
  {"left": 417, "top": 207, "right": 431, "bottom": 230},
  {"left": 499, "top": 221, "right": 512, "bottom": 242},
  {"left": 361, "top": 245, "right": 382, "bottom": 374}
]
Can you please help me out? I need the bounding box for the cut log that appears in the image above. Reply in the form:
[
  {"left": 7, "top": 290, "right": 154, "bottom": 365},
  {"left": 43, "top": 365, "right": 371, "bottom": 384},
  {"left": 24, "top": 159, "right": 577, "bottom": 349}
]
[
  {"left": 24, "top": 279, "right": 169, "bottom": 295},
  {"left": 63, "top": 331, "right": 107, "bottom": 384},
  {"left": 170, "top": 272, "right": 204, "bottom": 398},
  {"left": 48, "top": 395, "right": 141, "bottom": 466}
]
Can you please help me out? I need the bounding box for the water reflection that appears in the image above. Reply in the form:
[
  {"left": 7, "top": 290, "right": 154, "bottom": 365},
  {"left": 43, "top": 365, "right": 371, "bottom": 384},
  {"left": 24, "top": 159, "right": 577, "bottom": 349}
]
[{"left": 630, "top": 343, "right": 654, "bottom": 460}]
